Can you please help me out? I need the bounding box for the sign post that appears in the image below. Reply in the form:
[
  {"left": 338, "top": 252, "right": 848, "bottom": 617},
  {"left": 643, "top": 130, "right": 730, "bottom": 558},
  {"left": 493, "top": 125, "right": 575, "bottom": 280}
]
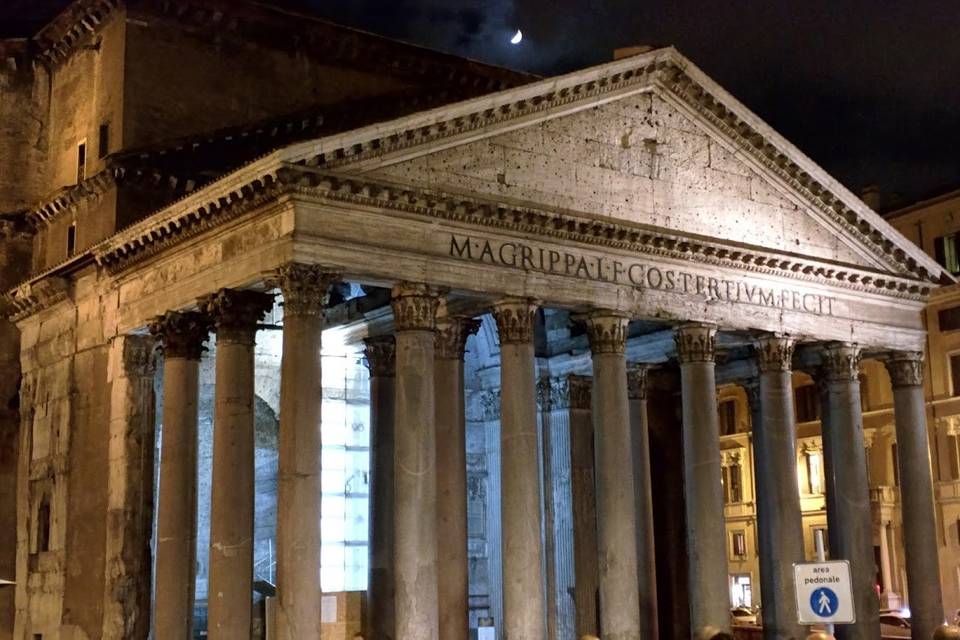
[{"left": 794, "top": 560, "right": 855, "bottom": 626}]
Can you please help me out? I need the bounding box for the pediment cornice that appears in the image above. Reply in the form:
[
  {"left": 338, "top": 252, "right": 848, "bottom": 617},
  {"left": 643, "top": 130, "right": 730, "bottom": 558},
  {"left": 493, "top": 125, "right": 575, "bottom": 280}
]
[{"left": 91, "top": 167, "right": 932, "bottom": 302}]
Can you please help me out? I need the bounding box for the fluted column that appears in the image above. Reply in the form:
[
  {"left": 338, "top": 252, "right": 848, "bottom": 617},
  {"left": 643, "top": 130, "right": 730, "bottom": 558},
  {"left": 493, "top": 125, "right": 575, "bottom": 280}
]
[
  {"left": 819, "top": 344, "right": 879, "bottom": 640},
  {"left": 150, "top": 312, "right": 211, "bottom": 640},
  {"left": 586, "top": 311, "right": 641, "bottom": 640},
  {"left": 675, "top": 323, "right": 729, "bottom": 634},
  {"left": 391, "top": 283, "right": 441, "bottom": 640},
  {"left": 436, "top": 314, "right": 481, "bottom": 640},
  {"left": 272, "top": 264, "right": 338, "bottom": 640},
  {"left": 364, "top": 336, "right": 397, "bottom": 640},
  {"left": 200, "top": 289, "right": 274, "bottom": 640},
  {"left": 627, "top": 365, "right": 658, "bottom": 640},
  {"left": 885, "top": 352, "right": 944, "bottom": 639},
  {"left": 753, "top": 335, "right": 805, "bottom": 640},
  {"left": 568, "top": 375, "right": 599, "bottom": 638},
  {"left": 493, "top": 297, "right": 546, "bottom": 640}
]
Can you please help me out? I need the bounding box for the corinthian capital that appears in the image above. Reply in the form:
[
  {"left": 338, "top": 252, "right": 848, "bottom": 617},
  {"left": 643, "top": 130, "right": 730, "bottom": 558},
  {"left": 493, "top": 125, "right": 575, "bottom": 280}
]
[
  {"left": 493, "top": 297, "right": 539, "bottom": 345},
  {"left": 627, "top": 365, "right": 649, "bottom": 400},
  {"left": 754, "top": 334, "right": 797, "bottom": 372},
  {"left": 674, "top": 323, "right": 717, "bottom": 364},
  {"left": 149, "top": 310, "right": 212, "bottom": 360},
  {"left": 567, "top": 374, "right": 593, "bottom": 410},
  {"left": 271, "top": 262, "right": 340, "bottom": 318},
  {"left": 363, "top": 336, "right": 396, "bottom": 378},
  {"left": 586, "top": 311, "right": 630, "bottom": 355},
  {"left": 390, "top": 282, "right": 441, "bottom": 331},
  {"left": 820, "top": 343, "right": 862, "bottom": 383},
  {"left": 436, "top": 316, "right": 482, "bottom": 360},
  {"left": 199, "top": 289, "right": 275, "bottom": 344},
  {"left": 885, "top": 351, "right": 924, "bottom": 388}
]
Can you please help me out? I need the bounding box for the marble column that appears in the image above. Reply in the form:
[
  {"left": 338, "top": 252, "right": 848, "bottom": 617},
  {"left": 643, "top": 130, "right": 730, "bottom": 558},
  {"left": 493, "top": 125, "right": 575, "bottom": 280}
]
[
  {"left": 674, "top": 323, "right": 729, "bottom": 634},
  {"left": 436, "top": 315, "right": 481, "bottom": 640},
  {"left": 885, "top": 352, "right": 944, "bottom": 639},
  {"left": 150, "top": 312, "right": 210, "bottom": 640},
  {"left": 819, "top": 344, "right": 879, "bottom": 640},
  {"left": 272, "top": 264, "right": 338, "bottom": 640},
  {"left": 753, "top": 335, "right": 806, "bottom": 640},
  {"left": 102, "top": 334, "right": 157, "bottom": 640},
  {"left": 493, "top": 297, "right": 546, "bottom": 640},
  {"left": 627, "top": 365, "right": 659, "bottom": 640},
  {"left": 587, "top": 311, "right": 641, "bottom": 640},
  {"left": 568, "top": 375, "right": 599, "bottom": 638},
  {"left": 200, "top": 288, "right": 274, "bottom": 640},
  {"left": 391, "top": 283, "right": 441, "bottom": 640},
  {"left": 364, "top": 336, "right": 397, "bottom": 640}
]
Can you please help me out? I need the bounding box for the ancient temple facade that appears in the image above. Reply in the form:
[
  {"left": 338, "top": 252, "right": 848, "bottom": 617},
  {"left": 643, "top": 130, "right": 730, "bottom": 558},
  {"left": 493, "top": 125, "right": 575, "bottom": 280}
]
[{"left": 0, "top": 2, "right": 954, "bottom": 640}]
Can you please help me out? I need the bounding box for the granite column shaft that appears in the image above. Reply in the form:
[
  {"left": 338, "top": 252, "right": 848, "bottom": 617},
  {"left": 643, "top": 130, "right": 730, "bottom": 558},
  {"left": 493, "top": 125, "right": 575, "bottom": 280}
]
[
  {"left": 201, "top": 289, "right": 274, "bottom": 640},
  {"left": 392, "top": 283, "right": 441, "bottom": 640},
  {"left": 675, "top": 323, "right": 729, "bottom": 634},
  {"left": 627, "top": 365, "right": 658, "bottom": 640},
  {"left": 494, "top": 298, "right": 547, "bottom": 640},
  {"left": 568, "top": 375, "right": 599, "bottom": 638},
  {"left": 435, "top": 316, "right": 480, "bottom": 640},
  {"left": 587, "top": 312, "right": 641, "bottom": 640},
  {"left": 886, "top": 352, "right": 944, "bottom": 640},
  {"left": 819, "top": 344, "right": 879, "bottom": 640},
  {"left": 365, "top": 336, "right": 397, "bottom": 640},
  {"left": 151, "top": 312, "right": 210, "bottom": 640},
  {"left": 753, "top": 335, "right": 806, "bottom": 640},
  {"left": 274, "top": 265, "right": 337, "bottom": 640}
]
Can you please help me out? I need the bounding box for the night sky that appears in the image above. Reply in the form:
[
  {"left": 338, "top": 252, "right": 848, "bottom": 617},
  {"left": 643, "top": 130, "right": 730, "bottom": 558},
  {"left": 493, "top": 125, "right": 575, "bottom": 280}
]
[
  {"left": 282, "top": 0, "right": 960, "bottom": 209},
  {"left": 3, "top": 0, "right": 958, "bottom": 208}
]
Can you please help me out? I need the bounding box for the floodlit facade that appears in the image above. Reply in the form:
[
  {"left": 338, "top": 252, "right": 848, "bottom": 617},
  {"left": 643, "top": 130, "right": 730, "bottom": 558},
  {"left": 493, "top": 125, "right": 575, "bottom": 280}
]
[{"left": 0, "top": 2, "right": 955, "bottom": 640}]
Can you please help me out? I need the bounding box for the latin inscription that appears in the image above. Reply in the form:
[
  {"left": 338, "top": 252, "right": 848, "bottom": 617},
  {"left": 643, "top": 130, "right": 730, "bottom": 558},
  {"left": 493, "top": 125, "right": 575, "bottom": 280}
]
[{"left": 449, "top": 234, "right": 837, "bottom": 316}]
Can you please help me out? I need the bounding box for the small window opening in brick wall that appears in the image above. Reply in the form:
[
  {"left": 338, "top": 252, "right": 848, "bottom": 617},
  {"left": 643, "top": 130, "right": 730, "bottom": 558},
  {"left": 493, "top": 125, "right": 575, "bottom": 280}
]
[
  {"left": 67, "top": 223, "right": 77, "bottom": 257},
  {"left": 76, "top": 143, "right": 86, "bottom": 183},
  {"left": 36, "top": 496, "right": 51, "bottom": 553},
  {"left": 98, "top": 123, "right": 110, "bottom": 158}
]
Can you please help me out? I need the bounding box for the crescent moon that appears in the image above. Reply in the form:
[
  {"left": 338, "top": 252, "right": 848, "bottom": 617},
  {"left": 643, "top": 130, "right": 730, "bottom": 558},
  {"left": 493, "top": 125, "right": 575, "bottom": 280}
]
[{"left": 510, "top": 29, "right": 523, "bottom": 44}]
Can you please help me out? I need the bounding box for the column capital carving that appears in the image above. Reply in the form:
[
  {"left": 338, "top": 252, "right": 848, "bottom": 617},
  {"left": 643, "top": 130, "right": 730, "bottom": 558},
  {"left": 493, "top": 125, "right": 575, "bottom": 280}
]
[
  {"left": 586, "top": 311, "right": 630, "bottom": 355},
  {"left": 493, "top": 297, "right": 539, "bottom": 345},
  {"left": 674, "top": 323, "right": 718, "bottom": 363},
  {"left": 885, "top": 351, "right": 924, "bottom": 388},
  {"left": 743, "top": 378, "right": 761, "bottom": 411},
  {"left": 390, "top": 282, "right": 441, "bottom": 332},
  {"left": 149, "top": 310, "right": 212, "bottom": 360},
  {"left": 820, "top": 343, "right": 862, "bottom": 383},
  {"left": 567, "top": 374, "right": 593, "bottom": 410},
  {"left": 270, "top": 262, "right": 340, "bottom": 318},
  {"left": 436, "top": 317, "right": 482, "bottom": 360},
  {"left": 363, "top": 336, "right": 396, "bottom": 378},
  {"left": 199, "top": 289, "right": 274, "bottom": 344},
  {"left": 754, "top": 334, "right": 797, "bottom": 372},
  {"left": 626, "top": 365, "right": 649, "bottom": 400},
  {"left": 119, "top": 334, "right": 157, "bottom": 377}
]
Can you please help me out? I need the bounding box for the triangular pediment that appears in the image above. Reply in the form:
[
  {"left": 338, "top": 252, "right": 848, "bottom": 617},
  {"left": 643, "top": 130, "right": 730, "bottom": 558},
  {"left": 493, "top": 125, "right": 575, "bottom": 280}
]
[{"left": 368, "top": 90, "right": 874, "bottom": 268}]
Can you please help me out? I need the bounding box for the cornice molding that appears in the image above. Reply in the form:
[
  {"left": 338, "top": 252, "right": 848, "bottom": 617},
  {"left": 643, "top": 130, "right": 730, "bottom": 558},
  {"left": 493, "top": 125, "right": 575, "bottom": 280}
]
[
  {"left": 3, "top": 277, "right": 70, "bottom": 322},
  {"left": 91, "top": 169, "right": 934, "bottom": 302},
  {"left": 33, "top": 0, "right": 121, "bottom": 67}
]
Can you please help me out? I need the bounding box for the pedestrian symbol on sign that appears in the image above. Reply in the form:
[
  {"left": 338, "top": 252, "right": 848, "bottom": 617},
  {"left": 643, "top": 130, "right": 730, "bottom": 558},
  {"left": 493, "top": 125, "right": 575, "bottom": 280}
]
[{"left": 811, "top": 587, "right": 839, "bottom": 618}]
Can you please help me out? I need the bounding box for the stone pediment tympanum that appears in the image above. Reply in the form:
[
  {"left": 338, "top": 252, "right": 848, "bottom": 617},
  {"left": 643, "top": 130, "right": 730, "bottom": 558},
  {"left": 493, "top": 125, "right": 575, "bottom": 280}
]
[{"left": 74, "top": 47, "right": 947, "bottom": 350}]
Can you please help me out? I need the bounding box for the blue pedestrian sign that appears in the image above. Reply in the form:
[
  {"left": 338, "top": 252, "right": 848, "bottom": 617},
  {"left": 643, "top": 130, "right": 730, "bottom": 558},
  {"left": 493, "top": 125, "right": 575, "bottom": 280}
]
[
  {"left": 794, "top": 561, "right": 855, "bottom": 624},
  {"left": 810, "top": 587, "right": 839, "bottom": 617}
]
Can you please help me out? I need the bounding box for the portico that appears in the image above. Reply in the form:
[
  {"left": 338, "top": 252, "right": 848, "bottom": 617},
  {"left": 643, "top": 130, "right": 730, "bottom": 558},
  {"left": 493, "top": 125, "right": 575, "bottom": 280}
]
[{"left": 7, "top": 46, "right": 948, "bottom": 640}]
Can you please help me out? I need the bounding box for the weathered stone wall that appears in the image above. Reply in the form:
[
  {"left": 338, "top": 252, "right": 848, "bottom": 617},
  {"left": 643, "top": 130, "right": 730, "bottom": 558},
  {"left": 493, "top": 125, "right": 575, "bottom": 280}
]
[
  {"left": 0, "top": 225, "right": 32, "bottom": 639},
  {"left": 121, "top": 9, "right": 413, "bottom": 150},
  {"left": 0, "top": 45, "right": 48, "bottom": 214},
  {"left": 374, "top": 92, "right": 872, "bottom": 268}
]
